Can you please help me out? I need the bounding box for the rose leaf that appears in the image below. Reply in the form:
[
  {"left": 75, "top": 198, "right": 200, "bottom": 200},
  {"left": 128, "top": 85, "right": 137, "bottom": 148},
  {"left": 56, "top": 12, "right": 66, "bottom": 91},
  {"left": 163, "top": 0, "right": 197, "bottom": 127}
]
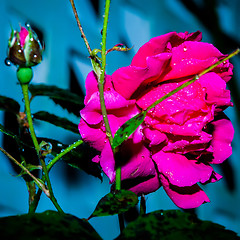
[
  {"left": 33, "top": 111, "right": 79, "bottom": 134},
  {"left": 28, "top": 84, "right": 84, "bottom": 116},
  {"left": 0, "top": 210, "right": 102, "bottom": 240},
  {"left": 89, "top": 190, "right": 138, "bottom": 219},
  {"left": 112, "top": 111, "right": 146, "bottom": 149},
  {"left": 115, "top": 210, "right": 240, "bottom": 240},
  {"left": 0, "top": 95, "right": 20, "bottom": 114}
]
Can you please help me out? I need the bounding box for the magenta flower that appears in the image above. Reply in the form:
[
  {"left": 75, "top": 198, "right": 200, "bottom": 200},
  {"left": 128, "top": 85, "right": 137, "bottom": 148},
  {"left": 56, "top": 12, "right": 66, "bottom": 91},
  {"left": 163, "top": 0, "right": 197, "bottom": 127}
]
[{"left": 79, "top": 31, "right": 234, "bottom": 209}]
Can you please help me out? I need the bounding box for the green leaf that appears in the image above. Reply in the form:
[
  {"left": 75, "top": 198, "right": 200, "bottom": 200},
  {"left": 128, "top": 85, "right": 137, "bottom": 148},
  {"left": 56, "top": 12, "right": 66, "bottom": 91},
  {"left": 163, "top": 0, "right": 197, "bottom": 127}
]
[
  {"left": 112, "top": 111, "right": 146, "bottom": 149},
  {"left": 89, "top": 190, "right": 138, "bottom": 219},
  {"left": 115, "top": 210, "right": 240, "bottom": 240},
  {"left": 0, "top": 123, "right": 31, "bottom": 148},
  {"left": 28, "top": 84, "right": 84, "bottom": 116},
  {"left": 0, "top": 95, "right": 20, "bottom": 114},
  {"left": 0, "top": 210, "right": 102, "bottom": 240},
  {"left": 33, "top": 111, "right": 79, "bottom": 134},
  {"left": 39, "top": 138, "right": 102, "bottom": 180},
  {"left": 106, "top": 43, "right": 133, "bottom": 54}
]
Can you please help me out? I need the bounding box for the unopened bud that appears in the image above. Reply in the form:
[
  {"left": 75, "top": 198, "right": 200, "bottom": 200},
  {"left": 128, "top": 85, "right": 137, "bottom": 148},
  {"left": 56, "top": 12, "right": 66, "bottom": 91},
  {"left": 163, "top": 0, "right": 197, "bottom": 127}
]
[{"left": 7, "top": 24, "right": 43, "bottom": 67}]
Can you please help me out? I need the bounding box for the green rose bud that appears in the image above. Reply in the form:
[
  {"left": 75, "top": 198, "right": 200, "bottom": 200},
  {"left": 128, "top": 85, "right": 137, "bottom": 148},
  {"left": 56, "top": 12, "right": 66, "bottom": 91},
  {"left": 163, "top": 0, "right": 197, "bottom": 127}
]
[{"left": 7, "top": 24, "right": 43, "bottom": 67}]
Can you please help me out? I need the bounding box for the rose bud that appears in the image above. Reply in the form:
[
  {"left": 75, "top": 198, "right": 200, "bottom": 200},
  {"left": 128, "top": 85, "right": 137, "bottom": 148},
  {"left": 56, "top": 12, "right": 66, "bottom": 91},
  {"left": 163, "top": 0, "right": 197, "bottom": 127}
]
[{"left": 7, "top": 24, "right": 43, "bottom": 67}]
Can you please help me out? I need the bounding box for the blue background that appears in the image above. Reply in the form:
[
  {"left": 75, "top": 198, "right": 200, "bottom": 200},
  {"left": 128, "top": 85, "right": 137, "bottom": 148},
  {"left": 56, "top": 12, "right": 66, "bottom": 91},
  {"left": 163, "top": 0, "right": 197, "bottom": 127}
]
[{"left": 0, "top": 0, "right": 240, "bottom": 239}]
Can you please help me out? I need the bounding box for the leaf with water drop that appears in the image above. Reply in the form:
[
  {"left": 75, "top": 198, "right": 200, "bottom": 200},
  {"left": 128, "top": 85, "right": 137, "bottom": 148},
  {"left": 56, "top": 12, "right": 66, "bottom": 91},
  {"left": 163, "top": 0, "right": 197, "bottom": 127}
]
[
  {"left": 39, "top": 138, "right": 102, "bottom": 180},
  {"left": 89, "top": 190, "right": 138, "bottom": 219},
  {"left": 112, "top": 111, "right": 146, "bottom": 149}
]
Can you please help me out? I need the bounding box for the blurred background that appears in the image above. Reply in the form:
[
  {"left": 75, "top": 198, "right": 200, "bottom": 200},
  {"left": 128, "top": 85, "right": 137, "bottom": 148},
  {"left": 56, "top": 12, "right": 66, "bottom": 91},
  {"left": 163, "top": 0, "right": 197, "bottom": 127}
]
[{"left": 0, "top": 0, "right": 240, "bottom": 239}]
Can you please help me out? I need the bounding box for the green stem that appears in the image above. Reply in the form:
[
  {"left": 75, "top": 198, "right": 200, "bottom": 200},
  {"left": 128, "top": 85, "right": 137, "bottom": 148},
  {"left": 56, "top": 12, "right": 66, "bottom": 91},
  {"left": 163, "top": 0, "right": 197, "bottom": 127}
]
[
  {"left": 40, "top": 157, "right": 64, "bottom": 213},
  {"left": 21, "top": 83, "right": 64, "bottom": 213},
  {"left": 99, "top": 0, "right": 111, "bottom": 85},
  {"left": 140, "top": 194, "right": 146, "bottom": 215},
  {"left": 98, "top": 0, "right": 122, "bottom": 191},
  {"left": 0, "top": 147, "right": 49, "bottom": 196},
  {"left": 28, "top": 188, "right": 42, "bottom": 213},
  {"left": 47, "top": 139, "right": 83, "bottom": 172},
  {"left": 21, "top": 84, "right": 40, "bottom": 153},
  {"left": 115, "top": 167, "right": 121, "bottom": 190},
  {"left": 29, "top": 140, "right": 83, "bottom": 213}
]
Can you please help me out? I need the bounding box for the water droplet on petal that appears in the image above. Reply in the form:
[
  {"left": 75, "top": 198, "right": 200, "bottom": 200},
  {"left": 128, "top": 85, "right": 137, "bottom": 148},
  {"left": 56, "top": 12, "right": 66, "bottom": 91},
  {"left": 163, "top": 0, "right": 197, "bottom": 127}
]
[{"left": 183, "top": 47, "right": 187, "bottom": 52}]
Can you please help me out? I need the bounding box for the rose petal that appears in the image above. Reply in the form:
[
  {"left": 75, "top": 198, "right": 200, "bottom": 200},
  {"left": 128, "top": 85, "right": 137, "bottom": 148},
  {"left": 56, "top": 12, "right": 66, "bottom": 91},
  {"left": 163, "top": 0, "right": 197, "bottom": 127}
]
[
  {"left": 143, "top": 127, "right": 167, "bottom": 146},
  {"left": 112, "top": 53, "right": 171, "bottom": 99},
  {"left": 78, "top": 119, "right": 106, "bottom": 151},
  {"left": 81, "top": 89, "right": 137, "bottom": 125},
  {"left": 99, "top": 141, "right": 115, "bottom": 182},
  {"left": 120, "top": 143, "right": 156, "bottom": 181},
  {"left": 19, "top": 27, "right": 29, "bottom": 47},
  {"left": 160, "top": 175, "right": 210, "bottom": 209},
  {"left": 131, "top": 31, "right": 202, "bottom": 68},
  {"left": 128, "top": 174, "right": 161, "bottom": 195},
  {"left": 153, "top": 151, "right": 216, "bottom": 187},
  {"left": 162, "top": 41, "right": 226, "bottom": 80},
  {"left": 197, "top": 72, "right": 232, "bottom": 107},
  {"left": 137, "top": 81, "right": 209, "bottom": 124},
  {"left": 163, "top": 57, "right": 218, "bottom": 81},
  {"left": 210, "top": 116, "right": 234, "bottom": 164},
  {"left": 162, "top": 131, "right": 212, "bottom": 154},
  {"left": 84, "top": 71, "right": 113, "bottom": 105}
]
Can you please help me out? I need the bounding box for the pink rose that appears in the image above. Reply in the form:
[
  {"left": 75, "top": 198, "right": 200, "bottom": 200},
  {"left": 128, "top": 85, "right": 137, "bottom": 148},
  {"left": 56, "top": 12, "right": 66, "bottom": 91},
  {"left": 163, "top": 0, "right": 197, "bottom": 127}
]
[{"left": 79, "top": 31, "right": 234, "bottom": 209}]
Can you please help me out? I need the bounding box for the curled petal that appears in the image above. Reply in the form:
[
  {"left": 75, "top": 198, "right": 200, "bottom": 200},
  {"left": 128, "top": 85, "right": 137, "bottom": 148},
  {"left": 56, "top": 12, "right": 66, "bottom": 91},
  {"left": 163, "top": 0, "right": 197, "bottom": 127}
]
[
  {"left": 153, "top": 151, "right": 216, "bottom": 187},
  {"left": 143, "top": 127, "right": 167, "bottom": 146},
  {"left": 210, "top": 116, "right": 234, "bottom": 164},
  {"left": 162, "top": 41, "right": 227, "bottom": 80},
  {"left": 99, "top": 141, "right": 115, "bottom": 182},
  {"left": 131, "top": 31, "right": 202, "bottom": 68},
  {"left": 160, "top": 175, "right": 210, "bottom": 209},
  {"left": 81, "top": 89, "right": 137, "bottom": 125},
  {"left": 162, "top": 131, "right": 212, "bottom": 154},
  {"left": 197, "top": 72, "right": 232, "bottom": 108},
  {"left": 128, "top": 174, "right": 161, "bottom": 195},
  {"left": 78, "top": 119, "right": 106, "bottom": 151}
]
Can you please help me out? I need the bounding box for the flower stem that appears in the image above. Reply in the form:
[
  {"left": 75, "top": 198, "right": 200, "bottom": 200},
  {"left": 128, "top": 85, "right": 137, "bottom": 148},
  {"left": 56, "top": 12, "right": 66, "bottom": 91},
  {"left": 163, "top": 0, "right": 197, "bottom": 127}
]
[
  {"left": 47, "top": 139, "right": 83, "bottom": 172},
  {"left": 140, "top": 194, "right": 146, "bottom": 215},
  {"left": 21, "top": 83, "right": 40, "bottom": 153},
  {"left": 40, "top": 157, "right": 64, "bottom": 213},
  {"left": 69, "top": 0, "right": 92, "bottom": 55},
  {"left": 28, "top": 140, "right": 83, "bottom": 213},
  {"left": 98, "top": 0, "right": 122, "bottom": 191},
  {"left": 21, "top": 83, "right": 64, "bottom": 213},
  {"left": 0, "top": 147, "right": 49, "bottom": 196}
]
